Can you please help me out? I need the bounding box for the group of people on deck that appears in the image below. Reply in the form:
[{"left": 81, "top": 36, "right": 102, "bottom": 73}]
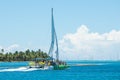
[{"left": 29, "top": 59, "right": 66, "bottom": 68}]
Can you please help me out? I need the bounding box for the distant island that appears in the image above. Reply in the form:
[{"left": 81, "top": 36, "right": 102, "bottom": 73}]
[{"left": 0, "top": 49, "right": 49, "bottom": 62}]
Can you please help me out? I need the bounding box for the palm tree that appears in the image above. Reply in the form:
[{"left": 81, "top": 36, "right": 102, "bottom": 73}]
[{"left": 1, "top": 49, "right": 4, "bottom": 54}]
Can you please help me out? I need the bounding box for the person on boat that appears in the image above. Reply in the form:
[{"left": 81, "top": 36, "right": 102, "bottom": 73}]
[
  {"left": 39, "top": 60, "right": 45, "bottom": 68},
  {"left": 48, "top": 61, "right": 50, "bottom": 66},
  {"left": 29, "top": 61, "right": 35, "bottom": 68}
]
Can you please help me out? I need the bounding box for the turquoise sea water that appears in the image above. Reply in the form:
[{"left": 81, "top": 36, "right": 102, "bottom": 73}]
[{"left": 0, "top": 61, "right": 120, "bottom": 80}]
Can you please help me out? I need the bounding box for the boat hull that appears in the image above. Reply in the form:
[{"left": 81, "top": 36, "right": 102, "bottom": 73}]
[
  {"left": 53, "top": 65, "right": 69, "bottom": 70},
  {"left": 29, "top": 66, "right": 53, "bottom": 70}
]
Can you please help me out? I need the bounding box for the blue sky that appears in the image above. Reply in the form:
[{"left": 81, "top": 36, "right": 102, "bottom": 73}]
[{"left": 0, "top": 0, "right": 120, "bottom": 60}]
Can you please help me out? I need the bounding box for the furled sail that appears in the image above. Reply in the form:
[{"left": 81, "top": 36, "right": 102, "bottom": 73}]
[{"left": 48, "top": 8, "right": 59, "bottom": 61}]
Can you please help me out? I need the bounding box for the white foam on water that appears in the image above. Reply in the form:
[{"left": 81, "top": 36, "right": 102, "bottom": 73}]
[
  {"left": 0, "top": 67, "right": 40, "bottom": 72},
  {"left": 0, "top": 66, "right": 53, "bottom": 72}
]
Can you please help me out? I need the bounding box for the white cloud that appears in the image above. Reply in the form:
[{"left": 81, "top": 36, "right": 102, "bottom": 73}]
[
  {"left": 0, "top": 46, "right": 2, "bottom": 49},
  {"left": 59, "top": 25, "right": 120, "bottom": 60},
  {"left": 0, "top": 44, "right": 20, "bottom": 53},
  {"left": 5, "top": 44, "right": 20, "bottom": 52}
]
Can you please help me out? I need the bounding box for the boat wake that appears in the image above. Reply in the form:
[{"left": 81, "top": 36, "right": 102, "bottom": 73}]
[{"left": 0, "top": 67, "right": 48, "bottom": 72}]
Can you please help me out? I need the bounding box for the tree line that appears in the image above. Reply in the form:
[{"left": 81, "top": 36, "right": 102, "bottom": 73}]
[{"left": 0, "top": 49, "right": 49, "bottom": 62}]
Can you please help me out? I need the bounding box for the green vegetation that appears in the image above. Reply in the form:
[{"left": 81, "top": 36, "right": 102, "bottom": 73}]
[{"left": 0, "top": 49, "right": 49, "bottom": 62}]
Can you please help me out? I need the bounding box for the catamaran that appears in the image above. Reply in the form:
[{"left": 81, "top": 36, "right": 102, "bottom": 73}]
[{"left": 29, "top": 8, "right": 69, "bottom": 70}]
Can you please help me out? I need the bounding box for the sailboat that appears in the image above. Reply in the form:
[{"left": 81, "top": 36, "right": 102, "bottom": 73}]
[
  {"left": 48, "top": 8, "right": 69, "bottom": 70},
  {"left": 29, "top": 8, "right": 69, "bottom": 70}
]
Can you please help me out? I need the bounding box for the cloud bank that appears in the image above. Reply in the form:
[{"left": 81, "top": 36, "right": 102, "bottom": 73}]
[{"left": 59, "top": 25, "right": 120, "bottom": 60}]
